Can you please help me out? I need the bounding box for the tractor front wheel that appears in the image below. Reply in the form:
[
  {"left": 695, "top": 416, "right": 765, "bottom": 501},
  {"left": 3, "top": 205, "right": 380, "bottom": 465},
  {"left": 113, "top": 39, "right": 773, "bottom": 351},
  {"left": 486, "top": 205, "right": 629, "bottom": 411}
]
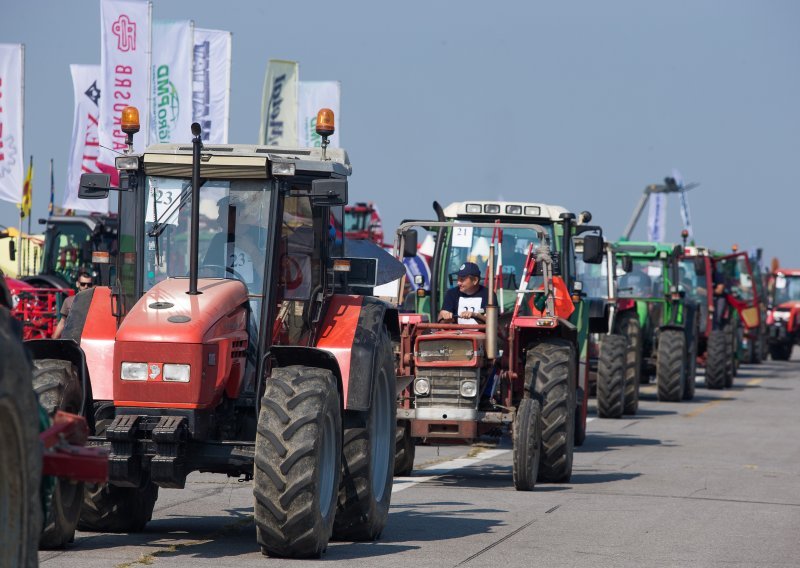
[
  {"left": 78, "top": 481, "right": 159, "bottom": 532},
  {"left": 770, "top": 342, "right": 792, "bottom": 361},
  {"left": 33, "top": 359, "right": 84, "bottom": 549},
  {"left": 0, "top": 308, "right": 42, "bottom": 568},
  {"left": 705, "top": 329, "right": 729, "bottom": 390},
  {"left": 619, "top": 313, "right": 642, "bottom": 415},
  {"left": 334, "top": 328, "right": 396, "bottom": 541},
  {"left": 394, "top": 420, "right": 415, "bottom": 477},
  {"left": 683, "top": 329, "right": 698, "bottom": 401},
  {"left": 596, "top": 334, "right": 626, "bottom": 418},
  {"left": 527, "top": 339, "right": 576, "bottom": 483},
  {"left": 656, "top": 330, "right": 686, "bottom": 402},
  {"left": 253, "top": 366, "right": 342, "bottom": 559},
  {"left": 512, "top": 398, "right": 542, "bottom": 491}
]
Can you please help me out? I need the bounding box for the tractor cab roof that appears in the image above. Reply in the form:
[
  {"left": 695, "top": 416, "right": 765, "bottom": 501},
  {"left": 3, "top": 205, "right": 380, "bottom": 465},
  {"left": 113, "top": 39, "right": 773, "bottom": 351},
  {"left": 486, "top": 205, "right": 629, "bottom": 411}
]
[
  {"left": 774, "top": 269, "right": 800, "bottom": 278},
  {"left": 613, "top": 240, "right": 682, "bottom": 259},
  {"left": 682, "top": 245, "right": 710, "bottom": 257},
  {"left": 443, "top": 200, "right": 569, "bottom": 223},
  {"left": 142, "top": 144, "right": 351, "bottom": 178}
]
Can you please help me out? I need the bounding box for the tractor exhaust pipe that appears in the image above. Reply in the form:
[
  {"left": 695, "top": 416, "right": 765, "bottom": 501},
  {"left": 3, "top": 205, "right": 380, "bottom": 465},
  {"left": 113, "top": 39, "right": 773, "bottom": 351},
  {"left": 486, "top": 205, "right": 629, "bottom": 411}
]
[
  {"left": 486, "top": 243, "right": 498, "bottom": 359},
  {"left": 188, "top": 122, "right": 203, "bottom": 295}
]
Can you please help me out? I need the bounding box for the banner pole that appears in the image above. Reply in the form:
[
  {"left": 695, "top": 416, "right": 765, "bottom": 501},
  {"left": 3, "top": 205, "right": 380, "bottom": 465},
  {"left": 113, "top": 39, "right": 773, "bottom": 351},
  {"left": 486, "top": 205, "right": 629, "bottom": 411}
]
[{"left": 17, "top": 44, "right": 25, "bottom": 277}]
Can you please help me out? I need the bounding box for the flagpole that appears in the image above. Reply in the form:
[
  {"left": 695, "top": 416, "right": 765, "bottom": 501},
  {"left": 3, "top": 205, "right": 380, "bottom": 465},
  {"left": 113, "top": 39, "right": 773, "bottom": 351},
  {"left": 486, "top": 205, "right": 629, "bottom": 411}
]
[{"left": 17, "top": 44, "right": 25, "bottom": 277}]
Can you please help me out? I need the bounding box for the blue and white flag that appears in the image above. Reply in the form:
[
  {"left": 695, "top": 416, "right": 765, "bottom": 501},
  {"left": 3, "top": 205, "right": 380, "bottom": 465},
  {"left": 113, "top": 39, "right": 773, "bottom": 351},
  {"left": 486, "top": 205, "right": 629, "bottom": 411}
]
[{"left": 647, "top": 192, "right": 667, "bottom": 242}]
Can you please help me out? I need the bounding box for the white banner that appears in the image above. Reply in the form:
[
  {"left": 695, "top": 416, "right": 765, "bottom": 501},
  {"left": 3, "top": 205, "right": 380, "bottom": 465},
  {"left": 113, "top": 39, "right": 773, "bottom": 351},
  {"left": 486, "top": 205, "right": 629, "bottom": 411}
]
[
  {"left": 298, "top": 81, "right": 340, "bottom": 148},
  {"left": 0, "top": 44, "right": 24, "bottom": 205},
  {"left": 150, "top": 20, "right": 193, "bottom": 145},
  {"left": 259, "top": 60, "right": 298, "bottom": 146},
  {"left": 99, "top": 0, "right": 151, "bottom": 184},
  {"left": 192, "top": 29, "right": 231, "bottom": 144},
  {"left": 64, "top": 64, "right": 107, "bottom": 212},
  {"left": 647, "top": 192, "right": 667, "bottom": 242}
]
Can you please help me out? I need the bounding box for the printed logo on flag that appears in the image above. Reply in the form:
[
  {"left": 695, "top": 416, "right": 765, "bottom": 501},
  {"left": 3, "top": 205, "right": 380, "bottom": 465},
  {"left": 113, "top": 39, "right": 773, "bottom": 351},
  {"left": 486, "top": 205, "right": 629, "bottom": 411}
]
[
  {"left": 84, "top": 81, "right": 101, "bottom": 105},
  {"left": 112, "top": 15, "right": 137, "bottom": 52},
  {"left": 154, "top": 65, "right": 180, "bottom": 142}
]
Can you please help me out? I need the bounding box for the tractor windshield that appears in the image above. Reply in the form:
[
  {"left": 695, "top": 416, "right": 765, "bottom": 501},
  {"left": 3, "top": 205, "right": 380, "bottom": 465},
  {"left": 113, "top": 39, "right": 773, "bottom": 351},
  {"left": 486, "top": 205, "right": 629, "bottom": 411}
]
[
  {"left": 576, "top": 256, "right": 610, "bottom": 299},
  {"left": 617, "top": 258, "right": 666, "bottom": 299},
  {"left": 42, "top": 222, "right": 93, "bottom": 285},
  {"left": 143, "top": 176, "right": 273, "bottom": 295},
  {"left": 772, "top": 274, "right": 800, "bottom": 304},
  {"left": 442, "top": 224, "right": 552, "bottom": 312}
]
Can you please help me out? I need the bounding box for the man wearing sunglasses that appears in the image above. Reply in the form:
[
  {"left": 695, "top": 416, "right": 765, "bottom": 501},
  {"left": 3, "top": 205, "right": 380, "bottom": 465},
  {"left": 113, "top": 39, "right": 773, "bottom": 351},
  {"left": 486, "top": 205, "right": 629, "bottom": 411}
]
[{"left": 52, "top": 272, "right": 93, "bottom": 339}]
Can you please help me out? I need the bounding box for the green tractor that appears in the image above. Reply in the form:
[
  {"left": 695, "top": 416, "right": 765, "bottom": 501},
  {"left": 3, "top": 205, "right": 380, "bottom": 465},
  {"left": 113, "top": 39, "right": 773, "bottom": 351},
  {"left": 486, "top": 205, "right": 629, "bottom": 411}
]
[{"left": 613, "top": 241, "right": 700, "bottom": 402}]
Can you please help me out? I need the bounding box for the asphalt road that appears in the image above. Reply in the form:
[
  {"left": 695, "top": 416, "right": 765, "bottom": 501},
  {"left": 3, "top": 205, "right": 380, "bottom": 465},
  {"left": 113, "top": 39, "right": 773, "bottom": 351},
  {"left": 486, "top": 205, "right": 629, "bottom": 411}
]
[{"left": 40, "top": 358, "right": 800, "bottom": 568}]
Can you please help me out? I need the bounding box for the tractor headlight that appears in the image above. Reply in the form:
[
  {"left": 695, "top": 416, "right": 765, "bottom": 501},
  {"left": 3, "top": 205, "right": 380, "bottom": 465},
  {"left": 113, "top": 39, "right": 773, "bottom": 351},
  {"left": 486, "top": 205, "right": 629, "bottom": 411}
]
[
  {"left": 121, "top": 362, "right": 148, "bottom": 381},
  {"left": 163, "top": 363, "right": 191, "bottom": 382},
  {"left": 413, "top": 377, "right": 430, "bottom": 396},
  {"left": 466, "top": 203, "right": 482, "bottom": 213},
  {"left": 773, "top": 310, "right": 790, "bottom": 322},
  {"left": 11, "top": 294, "right": 19, "bottom": 309},
  {"left": 115, "top": 156, "right": 139, "bottom": 170},
  {"left": 459, "top": 380, "right": 478, "bottom": 398}
]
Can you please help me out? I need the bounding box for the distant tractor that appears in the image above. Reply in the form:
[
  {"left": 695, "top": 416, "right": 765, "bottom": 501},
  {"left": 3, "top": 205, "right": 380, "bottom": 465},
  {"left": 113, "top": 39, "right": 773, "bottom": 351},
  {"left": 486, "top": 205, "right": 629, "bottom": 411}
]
[
  {"left": 28, "top": 107, "right": 400, "bottom": 558},
  {"left": 344, "top": 201, "right": 385, "bottom": 246},
  {"left": 613, "top": 241, "right": 700, "bottom": 402},
  {"left": 766, "top": 268, "right": 800, "bottom": 360},
  {"left": 576, "top": 240, "right": 641, "bottom": 418},
  {"left": 396, "top": 200, "right": 604, "bottom": 488}
]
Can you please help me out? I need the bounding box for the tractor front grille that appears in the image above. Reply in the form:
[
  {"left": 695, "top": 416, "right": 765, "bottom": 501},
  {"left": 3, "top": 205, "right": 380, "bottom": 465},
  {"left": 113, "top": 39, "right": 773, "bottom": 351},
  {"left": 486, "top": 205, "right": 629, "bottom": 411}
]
[{"left": 415, "top": 368, "right": 481, "bottom": 409}]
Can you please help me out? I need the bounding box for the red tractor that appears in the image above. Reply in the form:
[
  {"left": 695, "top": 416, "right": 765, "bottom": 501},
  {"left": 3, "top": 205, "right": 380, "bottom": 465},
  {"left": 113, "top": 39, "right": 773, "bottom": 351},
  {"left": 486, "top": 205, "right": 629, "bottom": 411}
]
[
  {"left": 680, "top": 246, "right": 762, "bottom": 387},
  {"left": 27, "top": 107, "right": 401, "bottom": 558},
  {"left": 394, "top": 216, "right": 604, "bottom": 489},
  {"left": 766, "top": 268, "right": 800, "bottom": 360},
  {"left": 344, "top": 201, "right": 384, "bottom": 246}
]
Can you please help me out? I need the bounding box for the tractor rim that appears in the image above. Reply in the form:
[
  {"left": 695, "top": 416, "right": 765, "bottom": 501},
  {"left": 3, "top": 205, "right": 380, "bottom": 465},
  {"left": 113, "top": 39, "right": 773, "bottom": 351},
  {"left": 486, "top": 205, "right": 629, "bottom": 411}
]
[
  {"left": 370, "top": 367, "right": 391, "bottom": 500},
  {"left": 318, "top": 409, "right": 337, "bottom": 519},
  {"left": 0, "top": 398, "right": 26, "bottom": 567}
]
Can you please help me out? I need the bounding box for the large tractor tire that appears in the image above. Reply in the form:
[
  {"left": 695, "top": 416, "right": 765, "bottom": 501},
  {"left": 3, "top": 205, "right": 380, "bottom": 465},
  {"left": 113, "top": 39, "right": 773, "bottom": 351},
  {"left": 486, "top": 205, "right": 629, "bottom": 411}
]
[
  {"left": 705, "top": 329, "right": 729, "bottom": 390},
  {"left": 683, "top": 328, "right": 698, "bottom": 401},
  {"left": 0, "top": 308, "right": 42, "bottom": 568},
  {"left": 33, "top": 359, "right": 84, "bottom": 549},
  {"left": 526, "top": 339, "right": 576, "bottom": 483},
  {"left": 78, "top": 482, "right": 159, "bottom": 533},
  {"left": 334, "top": 328, "right": 396, "bottom": 541},
  {"left": 394, "top": 420, "right": 415, "bottom": 477},
  {"left": 512, "top": 397, "right": 542, "bottom": 491},
  {"left": 596, "top": 334, "right": 626, "bottom": 418},
  {"left": 656, "top": 330, "right": 686, "bottom": 402},
  {"left": 770, "top": 342, "right": 792, "bottom": 361},
  {"left": 725, "top": 326, "right": 737, "bottom": 387},
  {"left": 253, "top": 366, "right": 342, "bottom": 559},
  {"left": 619, "top": 313, "right": 642, "bottom": 415}
]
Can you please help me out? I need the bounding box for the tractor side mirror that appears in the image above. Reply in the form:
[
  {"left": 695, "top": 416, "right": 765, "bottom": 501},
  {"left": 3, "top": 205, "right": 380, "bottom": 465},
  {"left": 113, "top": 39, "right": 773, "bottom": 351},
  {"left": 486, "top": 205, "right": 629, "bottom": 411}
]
[
  {"left": 694, "top": 257, "right": 706, "bottom": 276},
  {"left": 79, "top": 173, "right": 111, "bottom": 199},
  {"left": 621, "top": 256, "right": 633, "bottom": 273},
  {"left": 402, "top": 229, "right": 418, "bottom": 258},
  {"left": 311, "top": 179, "right": 348, "bottom": 206},
  {"left": 582, "top": 234, "right": 604, "bottom": 264},
  {"left": 8, "top": 239, "right": 16, "bottom": 262}
]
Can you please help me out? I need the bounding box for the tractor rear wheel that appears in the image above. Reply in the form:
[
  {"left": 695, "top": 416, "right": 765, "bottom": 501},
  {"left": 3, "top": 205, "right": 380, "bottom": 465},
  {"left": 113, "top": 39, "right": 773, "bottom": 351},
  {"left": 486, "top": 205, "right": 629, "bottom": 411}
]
[
  {"left": 683, "top": 329, "right": 698, "bottom": 401},
  {"left": 394, "top": 420, "right": 415, "bottom": 477},
  {"left": 527, "top": 339, "right": 576, "bottom": 483},
  {"left": 596, "top": 334, "right": 626, "bottom": 418},
  {"left": 334, "top": 328, "right": 396, "bottom": 541},
  {"left": 0, "top": 308, "right": 42, "bottom": 568},
  {"left": 725, "top": 326, "right": 737, "bottom": 387},
  {"left": 619, "top": 313, "right": 642, "bottom": 415},
  {"left": 705, "top": 329, "right": 729, "bottom": 389},
  {"left": 33, "top": 359, "right": 84, "bottom": 549},
  {"left": 512, "top": 398, "right": 542, "bottom": 491},
  {"left": 770, "top": 343, "right": 792, "bottom": 361},
  {"left": 656, "top": 330, "right": 686, "bottom": 402},
  {"left": 254, "top": 366, "right": 342, "bottom": 558}
]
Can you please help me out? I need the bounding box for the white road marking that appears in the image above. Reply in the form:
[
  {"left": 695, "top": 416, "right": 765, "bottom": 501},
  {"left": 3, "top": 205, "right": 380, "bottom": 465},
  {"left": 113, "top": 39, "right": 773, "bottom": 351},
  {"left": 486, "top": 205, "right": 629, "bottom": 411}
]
[{"left": 392, "top": 449, "right": 510, "bottom": 493}]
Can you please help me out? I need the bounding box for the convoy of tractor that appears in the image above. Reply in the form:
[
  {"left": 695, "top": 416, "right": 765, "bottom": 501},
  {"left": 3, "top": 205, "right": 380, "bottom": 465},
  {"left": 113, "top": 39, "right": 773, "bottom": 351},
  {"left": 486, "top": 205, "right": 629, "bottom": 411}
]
[{"left": 0, "top": 104, "right": 792, "bottom": 563}]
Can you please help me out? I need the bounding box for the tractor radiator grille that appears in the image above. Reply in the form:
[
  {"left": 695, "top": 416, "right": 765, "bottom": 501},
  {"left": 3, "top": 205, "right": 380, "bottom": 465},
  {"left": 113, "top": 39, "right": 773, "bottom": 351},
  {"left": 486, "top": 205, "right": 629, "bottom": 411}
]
[{"left": 415, "top": 368, "right": 480, "bottom": 409}]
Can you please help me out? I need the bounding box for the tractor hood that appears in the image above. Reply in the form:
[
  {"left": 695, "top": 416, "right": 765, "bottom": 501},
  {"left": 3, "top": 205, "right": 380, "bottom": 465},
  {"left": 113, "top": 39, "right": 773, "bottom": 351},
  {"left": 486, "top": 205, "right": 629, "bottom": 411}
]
[{"left": 116, "top": 278, "right": 249, "bottom": 344}]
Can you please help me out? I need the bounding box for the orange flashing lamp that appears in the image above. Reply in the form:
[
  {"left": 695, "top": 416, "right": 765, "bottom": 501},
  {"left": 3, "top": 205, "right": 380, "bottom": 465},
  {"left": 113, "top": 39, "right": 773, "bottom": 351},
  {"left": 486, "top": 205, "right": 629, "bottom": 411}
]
[
  {"left": 121, "top": 106, "right": 140, "bottom": 134},
  {"left": 316, "top": 108, "right": 335, "bottom": 137},
  {"left": 732, "top": 244, "right": 739, "bottom": 253}
]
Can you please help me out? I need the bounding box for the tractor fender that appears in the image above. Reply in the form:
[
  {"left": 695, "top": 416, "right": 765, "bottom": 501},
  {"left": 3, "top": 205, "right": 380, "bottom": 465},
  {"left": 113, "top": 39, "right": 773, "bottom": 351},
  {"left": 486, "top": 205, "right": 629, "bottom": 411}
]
[
  {"left": 21, "top": 273, "right": 70, "bottom": 290},
  {"left": 315, "top": 295, "right": 399, "bottom": 411},
  {"left": 270, "top": 346, "right": 344, "bottom": 401},
  {"left": 63, "top": 286, "right": 118, "bottom": 401},
  {"left": 24, "top": 338, "right": 94, "bottom": 431}
]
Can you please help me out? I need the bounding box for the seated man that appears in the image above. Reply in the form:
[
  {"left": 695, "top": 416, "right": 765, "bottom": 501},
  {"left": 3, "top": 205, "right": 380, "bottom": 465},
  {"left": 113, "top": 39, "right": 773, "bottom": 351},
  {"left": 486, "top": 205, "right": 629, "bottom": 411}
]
[
  {"left": 619, "top": 262, "right": 653, "bottom": 297},
  {"left": 439, "top": 262, "right": 498, "bottom": 324}
]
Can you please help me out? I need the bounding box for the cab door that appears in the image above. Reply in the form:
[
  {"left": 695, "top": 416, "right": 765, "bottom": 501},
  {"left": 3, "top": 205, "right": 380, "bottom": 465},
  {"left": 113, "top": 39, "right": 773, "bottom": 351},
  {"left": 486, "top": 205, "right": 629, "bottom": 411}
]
[{"left": 713, "top": 253, "right": 761, "bottom": 330}]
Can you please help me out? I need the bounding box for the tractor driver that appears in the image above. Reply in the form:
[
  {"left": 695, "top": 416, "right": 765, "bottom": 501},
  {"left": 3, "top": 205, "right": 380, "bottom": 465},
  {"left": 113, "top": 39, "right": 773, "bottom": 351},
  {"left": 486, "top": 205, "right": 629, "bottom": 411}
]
[
  {"left": 202, "top": 195, "right": 266, "bottom": 289},
  {"left": 439, "top": 262, "right": 498, "bottom": 325},
  {"left": 619, "top": 261, "right": 653, "bottom": 297},
  {"left": 52, "top": 272, "right": 93, "bottom": 339}
]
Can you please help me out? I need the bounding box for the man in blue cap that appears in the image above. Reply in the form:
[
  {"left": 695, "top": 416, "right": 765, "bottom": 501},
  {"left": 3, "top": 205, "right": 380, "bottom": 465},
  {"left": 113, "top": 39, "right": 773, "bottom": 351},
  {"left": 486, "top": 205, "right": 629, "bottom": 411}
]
[{"left": 439, "top": 262, "right": 497, "bottom": 324}]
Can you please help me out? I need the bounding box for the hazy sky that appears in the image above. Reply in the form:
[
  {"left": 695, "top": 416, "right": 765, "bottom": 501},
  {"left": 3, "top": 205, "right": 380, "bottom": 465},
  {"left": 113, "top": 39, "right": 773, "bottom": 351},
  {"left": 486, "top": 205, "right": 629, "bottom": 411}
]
[{"left": 2, "top": 1, "right": 799, "bottom": 264}]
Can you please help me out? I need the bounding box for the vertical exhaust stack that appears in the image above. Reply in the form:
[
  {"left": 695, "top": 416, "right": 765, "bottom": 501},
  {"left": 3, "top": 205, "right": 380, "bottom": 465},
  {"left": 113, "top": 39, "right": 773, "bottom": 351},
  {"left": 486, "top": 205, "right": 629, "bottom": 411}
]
[
  {"left": 188, "top": 122, "right": 203, "bottom": 295},
  {"left": 486, "top": 243, "right": 498, "bottom": 360}
]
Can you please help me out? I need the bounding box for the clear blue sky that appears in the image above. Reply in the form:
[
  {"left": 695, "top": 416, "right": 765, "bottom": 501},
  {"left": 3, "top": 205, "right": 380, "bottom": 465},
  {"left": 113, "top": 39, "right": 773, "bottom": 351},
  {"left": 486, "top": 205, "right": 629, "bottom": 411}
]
[{"left": 3, "top": 0, "right": 799, "bottom": 264}]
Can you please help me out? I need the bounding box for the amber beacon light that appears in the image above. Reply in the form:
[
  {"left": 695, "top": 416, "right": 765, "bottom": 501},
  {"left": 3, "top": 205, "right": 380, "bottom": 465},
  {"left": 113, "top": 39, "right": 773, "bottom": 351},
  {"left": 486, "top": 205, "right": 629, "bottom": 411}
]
[
  {"left": 316, "top": 108, "right": 335, "bottom": 137},
  {"left": 121, "top": 106, "right": 140, "bottom": 134}
]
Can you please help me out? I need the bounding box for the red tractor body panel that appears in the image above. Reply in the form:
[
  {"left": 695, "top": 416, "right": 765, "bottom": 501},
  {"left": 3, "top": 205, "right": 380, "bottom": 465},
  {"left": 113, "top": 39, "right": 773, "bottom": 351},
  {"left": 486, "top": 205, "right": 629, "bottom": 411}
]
[
  {"left": 81, "top": 286, "right": 120, "bottom": 400},
  {"left": 314, "top": 294, "right": 364, "bottom": 406}
]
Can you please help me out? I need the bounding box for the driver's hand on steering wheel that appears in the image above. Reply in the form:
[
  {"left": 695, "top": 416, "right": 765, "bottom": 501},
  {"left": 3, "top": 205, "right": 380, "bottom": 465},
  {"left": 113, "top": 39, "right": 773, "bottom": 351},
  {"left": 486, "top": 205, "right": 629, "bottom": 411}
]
[{"left": 438, "top": 309, "right": 454, "bottom": 322}]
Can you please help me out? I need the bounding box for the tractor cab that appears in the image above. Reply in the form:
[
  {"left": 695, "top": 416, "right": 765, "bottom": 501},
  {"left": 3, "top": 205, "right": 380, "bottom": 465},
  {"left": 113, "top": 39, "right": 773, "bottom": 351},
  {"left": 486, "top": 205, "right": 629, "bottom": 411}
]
[
  {"left": 767, "top": 268, "right": 800, "bottom": 360},
  {"left": 344, "top": 201, "right": 384, "bottom": 246}
]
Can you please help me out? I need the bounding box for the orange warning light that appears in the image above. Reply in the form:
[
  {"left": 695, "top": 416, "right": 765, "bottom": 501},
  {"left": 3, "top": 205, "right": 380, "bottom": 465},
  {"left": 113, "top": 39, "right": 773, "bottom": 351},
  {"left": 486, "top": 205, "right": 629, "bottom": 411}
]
[
  {"left": 121, "top": 106, "right": 140, "bottom": 134},
  {"left": 316, "top": 108, "right": 335, "bottom": 137}
]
